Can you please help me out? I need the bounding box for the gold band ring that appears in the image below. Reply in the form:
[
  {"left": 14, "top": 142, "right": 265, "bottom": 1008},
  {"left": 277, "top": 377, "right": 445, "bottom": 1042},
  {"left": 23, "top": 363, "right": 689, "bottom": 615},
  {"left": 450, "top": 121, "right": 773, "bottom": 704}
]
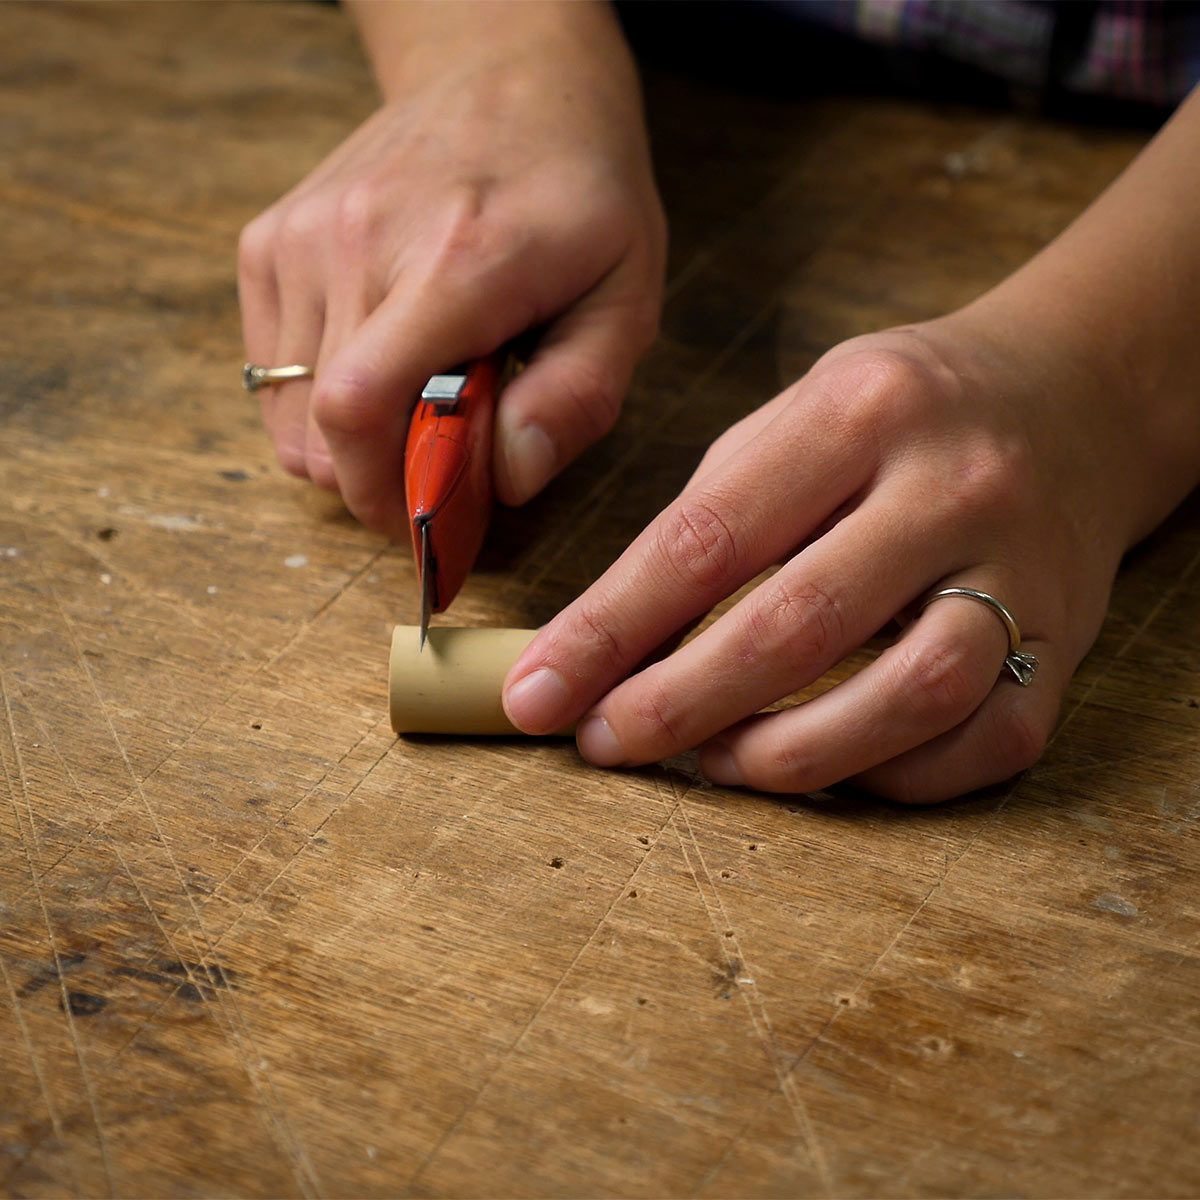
[{"left": 242, "top": 363, "right": 314, "bottom": 392}]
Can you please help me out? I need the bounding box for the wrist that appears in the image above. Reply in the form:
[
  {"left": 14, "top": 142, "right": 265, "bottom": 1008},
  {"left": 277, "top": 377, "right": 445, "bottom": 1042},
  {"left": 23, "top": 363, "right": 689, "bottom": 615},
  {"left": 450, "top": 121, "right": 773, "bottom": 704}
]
[
  {"left": 953, "top": 91, "right": 1200, "bottom": 548},
  {"left": 345, "top": 0, "right": 635, "bottom": 104},
  {"left": 946, "top": 281, "right": 1200, "bottom": 552}
]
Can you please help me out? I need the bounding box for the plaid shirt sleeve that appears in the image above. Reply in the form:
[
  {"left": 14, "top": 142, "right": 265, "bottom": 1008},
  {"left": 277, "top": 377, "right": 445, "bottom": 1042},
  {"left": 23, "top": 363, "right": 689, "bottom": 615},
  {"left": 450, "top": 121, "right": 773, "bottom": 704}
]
[{"left": 783, "top": 0, "right": 1200, "bottom": 107}]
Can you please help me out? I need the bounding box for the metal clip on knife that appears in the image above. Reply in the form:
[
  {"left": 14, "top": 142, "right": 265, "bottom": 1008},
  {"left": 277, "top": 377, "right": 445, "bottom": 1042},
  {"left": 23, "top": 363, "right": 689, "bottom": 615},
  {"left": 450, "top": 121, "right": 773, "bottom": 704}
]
[{"left": 405, "top": 353, "right": 503, "bottom": 650}]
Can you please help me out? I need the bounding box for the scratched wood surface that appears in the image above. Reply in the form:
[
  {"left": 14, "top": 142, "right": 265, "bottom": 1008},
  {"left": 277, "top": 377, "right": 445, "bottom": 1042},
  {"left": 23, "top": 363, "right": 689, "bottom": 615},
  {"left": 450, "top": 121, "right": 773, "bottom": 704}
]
[{"left": 2, "top": 3, "right": 1199, "bottom": 1197}]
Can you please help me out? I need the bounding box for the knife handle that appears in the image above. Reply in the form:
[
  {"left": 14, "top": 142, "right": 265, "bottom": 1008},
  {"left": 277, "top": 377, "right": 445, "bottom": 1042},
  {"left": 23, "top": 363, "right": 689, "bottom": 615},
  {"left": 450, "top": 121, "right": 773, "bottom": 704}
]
[{"left": 404, "top": 354, "right": 500, "bottom": 613}]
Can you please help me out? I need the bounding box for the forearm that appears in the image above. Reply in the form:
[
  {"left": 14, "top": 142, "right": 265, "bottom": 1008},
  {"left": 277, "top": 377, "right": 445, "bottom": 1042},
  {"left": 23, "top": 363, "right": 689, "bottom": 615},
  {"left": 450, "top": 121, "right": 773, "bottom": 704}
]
[
  {"left": 344, "top": 0, "right": 639, "bottom": 103},
  {"left": 959, "top": 87, "right": 1200, "bottom": 545}
]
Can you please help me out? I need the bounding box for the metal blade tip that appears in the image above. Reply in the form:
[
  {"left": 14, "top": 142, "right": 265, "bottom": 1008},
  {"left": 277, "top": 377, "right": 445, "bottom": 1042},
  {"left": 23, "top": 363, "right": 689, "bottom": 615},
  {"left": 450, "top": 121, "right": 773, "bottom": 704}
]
[{"left": 418, "top": 521, "right": 432, "bottom": 652}]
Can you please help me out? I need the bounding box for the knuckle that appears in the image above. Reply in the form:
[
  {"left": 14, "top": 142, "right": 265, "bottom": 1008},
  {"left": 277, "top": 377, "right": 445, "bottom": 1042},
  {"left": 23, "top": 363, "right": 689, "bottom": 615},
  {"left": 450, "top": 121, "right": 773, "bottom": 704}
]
[
  {"left": 836, "top": 346, "right": 938, "bottom": 421},
  {"left": 628, "top": 678, "right": 686, "bottom": 752},
  {"left": 994, "top": 703, "right": 1048, "bottom": 774},
  {"left": 897, "top": 641, "right": 981, "bottom": 725},
  {"left": 814, "top": 342, "right": 963, "bottom": 449},
  {"left": 277, "top": 201, "right": 324, "bottom": 256},
  {"left": 332, "top": 182, "right": 381, "bottom": 254},
  {"left": 740, "top": 578, "right": 846, "bottom": 674},
  {"left": 569, "top": 604, "right": 625, "bottom": 673},
  {"left": 757, "top": 732, "right": 816, "bottom": 793},
  {"left": 237, "top": 214, "right": 277, "bottom": 282},
  {"left": 657, "top": 498, "right": 741, "bottom": 594},
  {"left": 556, "top": 357, "right": 622, "bottom": 444},
  {"left": 854, "top": 345, "right": 933, "bottom": 398},
  {"left": 310, "top": 373, "right": 387, "bottom": 439},
  {"left": 935, "top": 433, "right": 1037, "bottom": 526},
  {"left": 429, "top": 183, "right": 502, "bottom": 273}
]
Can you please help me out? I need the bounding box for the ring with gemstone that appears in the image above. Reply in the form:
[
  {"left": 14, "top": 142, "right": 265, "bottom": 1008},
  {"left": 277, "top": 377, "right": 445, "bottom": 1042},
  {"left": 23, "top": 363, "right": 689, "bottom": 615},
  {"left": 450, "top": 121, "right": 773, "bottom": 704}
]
[{"left": 920, "top": 586, "right": 1039, "bottom": 686}]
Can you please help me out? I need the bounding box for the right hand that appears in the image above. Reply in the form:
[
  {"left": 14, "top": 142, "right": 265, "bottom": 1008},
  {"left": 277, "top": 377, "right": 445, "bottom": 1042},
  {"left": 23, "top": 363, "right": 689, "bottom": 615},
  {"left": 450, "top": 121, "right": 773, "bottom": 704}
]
[{"left": 238, "top": 10, "right": 666, "bottom": 536}]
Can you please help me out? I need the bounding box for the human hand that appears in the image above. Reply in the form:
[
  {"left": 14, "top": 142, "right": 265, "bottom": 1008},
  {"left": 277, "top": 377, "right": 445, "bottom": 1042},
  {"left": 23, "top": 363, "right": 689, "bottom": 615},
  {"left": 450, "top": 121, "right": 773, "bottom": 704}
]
[
  {"left": 500, "top": 316, "right": 1147, "bottom": 804},
  {"left": 238, "top": 5, "right": 665, "bottom": 537}
]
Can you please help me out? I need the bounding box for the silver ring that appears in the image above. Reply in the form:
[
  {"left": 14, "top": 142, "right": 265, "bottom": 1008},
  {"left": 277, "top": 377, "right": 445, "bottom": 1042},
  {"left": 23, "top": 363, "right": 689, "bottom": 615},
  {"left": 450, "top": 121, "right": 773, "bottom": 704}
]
[
  {"left": 920, "top": 586, "right": 1039, "bottom": 686},
  {"left": 242, "top": 363, "right": 314, "bottom": 392}
]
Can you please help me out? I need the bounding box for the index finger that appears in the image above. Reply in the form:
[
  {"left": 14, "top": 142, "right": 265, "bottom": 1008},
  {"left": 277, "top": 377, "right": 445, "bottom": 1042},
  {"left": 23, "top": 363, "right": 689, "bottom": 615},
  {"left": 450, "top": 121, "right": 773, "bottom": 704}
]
[
  {"left": 311, "top": 269, "right": 521, "bottom": 541},
  {"left": 501, "top": 388, "right": 880, "bottom": 734}
]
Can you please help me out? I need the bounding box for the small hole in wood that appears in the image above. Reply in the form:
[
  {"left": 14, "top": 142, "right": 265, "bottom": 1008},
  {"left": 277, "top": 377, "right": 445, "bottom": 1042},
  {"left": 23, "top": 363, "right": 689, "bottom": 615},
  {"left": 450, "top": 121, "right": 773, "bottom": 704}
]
[{"left": 63, "top": 991, "right": 107, "bottom": 1016}]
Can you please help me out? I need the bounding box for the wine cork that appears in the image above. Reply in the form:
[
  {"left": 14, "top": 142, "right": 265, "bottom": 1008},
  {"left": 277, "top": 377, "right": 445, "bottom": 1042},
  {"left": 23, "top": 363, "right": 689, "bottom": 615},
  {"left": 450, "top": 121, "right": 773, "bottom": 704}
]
[{"left": 389, "top": 626, "right": 569, "bottom": 736}]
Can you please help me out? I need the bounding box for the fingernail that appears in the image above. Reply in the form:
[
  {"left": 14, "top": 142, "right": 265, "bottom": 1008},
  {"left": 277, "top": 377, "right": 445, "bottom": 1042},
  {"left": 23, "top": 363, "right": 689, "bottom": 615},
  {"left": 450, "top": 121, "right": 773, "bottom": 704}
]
[
  {"left": 702, "top": 744, "right": 743, "bottom": 787},
  {"left": 577, "top": 716, "right": 626, "bottom": 768},
  {"left": 503, "top": 667, "right": 570, "bottom": 734},
  {"left": 505, "top": 424, "right": 557, "bottom": 503}
]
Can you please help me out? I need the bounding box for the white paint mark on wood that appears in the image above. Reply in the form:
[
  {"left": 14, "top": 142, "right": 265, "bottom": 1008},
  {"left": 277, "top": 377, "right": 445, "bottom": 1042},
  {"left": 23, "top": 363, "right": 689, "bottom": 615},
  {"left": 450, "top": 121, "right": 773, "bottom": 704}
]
[
  {"left": 147, "top": 513, "right": 204, "bottom": 532},
  {"left": 1093, "top": 893, "right": 1139, "bottom": 917}
]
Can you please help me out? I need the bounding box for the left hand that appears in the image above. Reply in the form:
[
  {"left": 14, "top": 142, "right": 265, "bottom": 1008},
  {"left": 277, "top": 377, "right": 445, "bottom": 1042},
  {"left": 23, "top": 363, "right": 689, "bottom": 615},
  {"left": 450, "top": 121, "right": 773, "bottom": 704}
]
[{"left": 499, "top": 314, "right": 1142, "bottom": 804}]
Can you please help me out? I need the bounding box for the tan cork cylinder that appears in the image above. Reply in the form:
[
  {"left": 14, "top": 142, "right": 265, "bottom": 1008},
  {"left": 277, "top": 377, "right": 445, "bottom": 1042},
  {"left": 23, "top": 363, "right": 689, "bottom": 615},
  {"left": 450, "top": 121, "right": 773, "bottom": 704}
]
[{"left": 389, "top": 626, "right": 569, "bottom": 736}]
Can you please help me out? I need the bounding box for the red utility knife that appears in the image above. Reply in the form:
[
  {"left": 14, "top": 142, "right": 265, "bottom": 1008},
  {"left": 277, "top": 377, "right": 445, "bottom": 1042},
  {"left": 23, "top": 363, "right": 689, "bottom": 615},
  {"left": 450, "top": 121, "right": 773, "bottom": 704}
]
[{"left": 404, "top": 354, "right": 502, "bottom": 650}]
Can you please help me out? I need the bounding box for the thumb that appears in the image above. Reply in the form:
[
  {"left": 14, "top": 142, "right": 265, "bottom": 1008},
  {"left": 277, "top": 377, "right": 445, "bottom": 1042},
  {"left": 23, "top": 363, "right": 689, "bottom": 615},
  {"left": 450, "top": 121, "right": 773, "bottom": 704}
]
[{"left": 494, "top": 288, "right": 658, "bottom": 506}]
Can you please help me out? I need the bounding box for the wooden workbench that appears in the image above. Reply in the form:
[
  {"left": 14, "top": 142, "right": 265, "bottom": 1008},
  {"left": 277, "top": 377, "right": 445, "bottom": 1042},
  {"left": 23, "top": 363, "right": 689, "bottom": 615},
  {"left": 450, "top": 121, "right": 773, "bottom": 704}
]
[{"left": 2, "top": 4, "right": 1198, "bottom": 1196}]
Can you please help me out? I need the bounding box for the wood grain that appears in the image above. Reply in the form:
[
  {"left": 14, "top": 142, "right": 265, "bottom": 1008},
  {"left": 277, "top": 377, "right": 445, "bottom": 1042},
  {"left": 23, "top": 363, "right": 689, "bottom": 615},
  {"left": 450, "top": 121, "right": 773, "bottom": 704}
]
[{"left": 1, "top": 3, "right": 1198, "bottom": 1196}]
